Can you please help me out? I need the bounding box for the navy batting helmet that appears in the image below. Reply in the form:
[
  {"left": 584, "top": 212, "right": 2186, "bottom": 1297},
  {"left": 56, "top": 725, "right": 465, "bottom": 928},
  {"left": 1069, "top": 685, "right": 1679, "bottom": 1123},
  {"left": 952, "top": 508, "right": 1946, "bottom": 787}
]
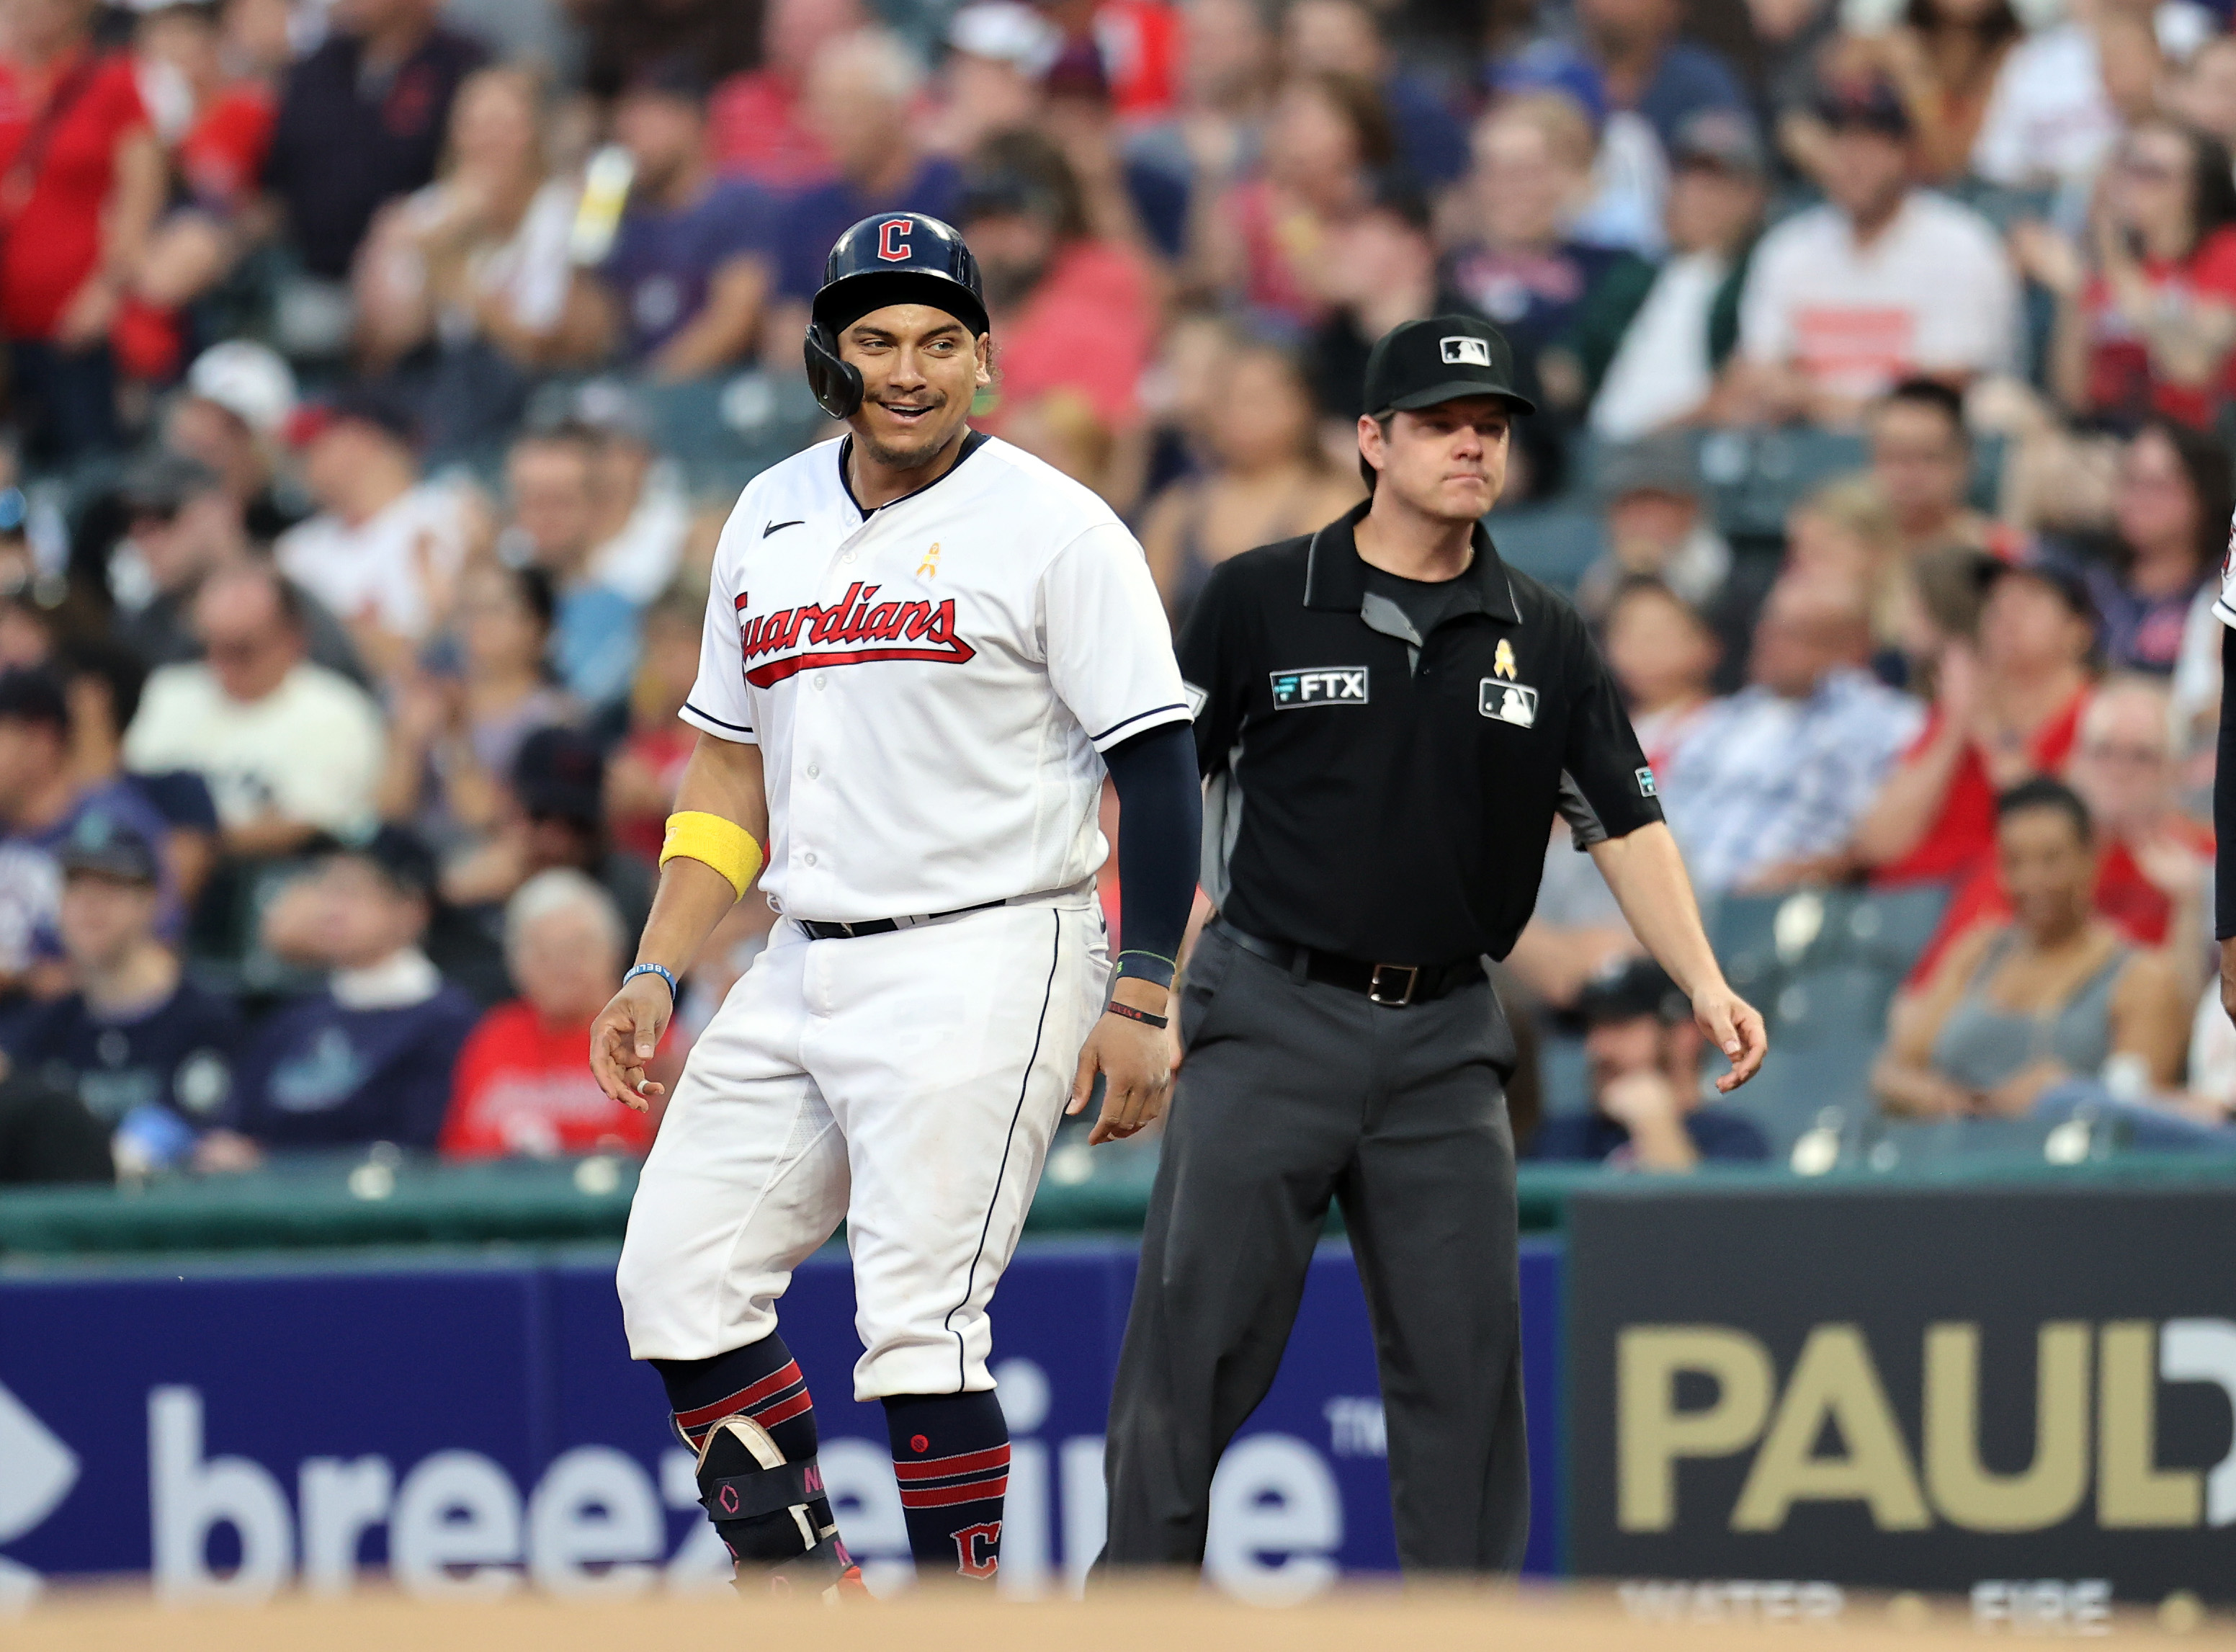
[{"left": 802, "top": 213, "right": 989, "bottom": 421}]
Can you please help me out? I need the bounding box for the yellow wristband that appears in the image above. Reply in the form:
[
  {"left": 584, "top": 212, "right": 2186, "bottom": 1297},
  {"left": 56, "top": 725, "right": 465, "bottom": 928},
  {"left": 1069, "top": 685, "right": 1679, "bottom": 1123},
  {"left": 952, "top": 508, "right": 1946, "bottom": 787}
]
[{"left": 658, "top": 811, "right": 764, "bottom": 901}]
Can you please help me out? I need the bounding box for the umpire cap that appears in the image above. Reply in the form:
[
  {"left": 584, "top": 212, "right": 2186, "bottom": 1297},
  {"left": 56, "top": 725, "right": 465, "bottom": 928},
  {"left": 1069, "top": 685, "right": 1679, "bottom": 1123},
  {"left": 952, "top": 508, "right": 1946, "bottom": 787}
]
[{"left": 803, "top": 213, "right": 990, "bottom": 420}]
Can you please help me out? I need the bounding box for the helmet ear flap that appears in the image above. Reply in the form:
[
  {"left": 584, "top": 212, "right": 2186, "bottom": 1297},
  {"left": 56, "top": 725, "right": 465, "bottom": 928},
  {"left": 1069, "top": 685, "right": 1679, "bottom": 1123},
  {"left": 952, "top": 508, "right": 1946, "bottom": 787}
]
[{"left": 803, "top": 321, "right": 863, "bottom": 420}]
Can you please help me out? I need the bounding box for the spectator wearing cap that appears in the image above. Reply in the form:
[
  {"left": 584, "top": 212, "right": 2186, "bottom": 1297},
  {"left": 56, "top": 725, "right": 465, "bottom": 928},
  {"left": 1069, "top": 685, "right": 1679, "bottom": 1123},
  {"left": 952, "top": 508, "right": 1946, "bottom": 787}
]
[
  {"left": 931, "top": 1, "right": 1063, "bottom": 164},
  {"left": 1283, "top": 0, "right": 1469, "bottom": 189},
  {"left": 264, "top": 0, "right": 486, "bottom": 283},
  {"left": 122, "top": 563, "right": 386, "bottom": 858},
  {"left": 1725, "top": 80, "right": 2018, "bottom": 429},
  {"left": 6, "top": 815, "right": 241, "bottom": 1173},
  {"left": 771, "top": 31, "right": 964, "bottom": 321},
  {"left": 162, "top": 341, "right": 304, "bottom": 545},
  {"left": 708, "top": 0, "right": 863, "bottom": 184},
  {"left": 1577, "top": 109, "right": 1767, "bottom": 442},
  {"left": 960, "top": 131, "right": 1157, "bottom": 457},
  {"left": 1659, "top": 571, "right": 1924, "bottom": 892},
  {"left": 202, "top": 827, "right": 478, "bottom": 1163},
  {"left": 499, "top": 424, "right": 640, "bottom": 707},
  {"left": 2017, "top": 117, "right": 2236, "bottom": 432},
  {"left": 1529, "top": 959, "right": 1769, "bottom": 1168},
  {"left": 441, "top": 868, "right": 661, "bottom": 1159},
  {"left": 578, "top": 0, "right": 760, "bottom": 109},
  {"left": 109, "top": 452, "right": 363, "bottom": 684},
  {"left": 274, "top": 389, "right": 471, "bottom": 669},
  {"left": 353, "top": 66, "right": 605, "bottom": 446},
  {"left": 1824, "top": 0, "right": 2023, "bottom": 185},
  {"left": 1856, "top": 554, "right": 2099, "bottom": 890},
  {"left": 594, "top": 61, "right": 779, "bottom": 382},
  {"left": 573, "top": 383, "right": 694, "bottom": 606},
  {"left": 0, "top": 0, "right": 164, "bottom": 465},
  {"left": 1874, "top": 778, "right": 2186, "bottom": 1121},
  {"left": 1576, "top": 433, "right": 1731, "bottom": 620},
  {"left": 1198, "top": 69, "right": 1390, "bottom": 330},
  {"left": 0, "top": 668, "right": 176, "bottom": 992}
]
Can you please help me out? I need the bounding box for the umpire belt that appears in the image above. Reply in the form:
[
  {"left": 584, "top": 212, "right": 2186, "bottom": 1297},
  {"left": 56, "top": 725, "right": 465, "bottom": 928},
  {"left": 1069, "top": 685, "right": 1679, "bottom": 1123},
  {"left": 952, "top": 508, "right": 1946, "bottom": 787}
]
[{"left": 1209, "top": 919, "right": 1483, "bottom": 1006}]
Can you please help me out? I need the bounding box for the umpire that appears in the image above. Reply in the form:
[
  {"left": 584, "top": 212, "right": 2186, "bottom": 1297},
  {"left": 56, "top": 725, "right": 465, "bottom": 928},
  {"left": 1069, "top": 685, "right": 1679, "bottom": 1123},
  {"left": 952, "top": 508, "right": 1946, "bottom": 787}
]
[{"left": 1101, "top": 316, "right": 1768, "bottom": 1573}]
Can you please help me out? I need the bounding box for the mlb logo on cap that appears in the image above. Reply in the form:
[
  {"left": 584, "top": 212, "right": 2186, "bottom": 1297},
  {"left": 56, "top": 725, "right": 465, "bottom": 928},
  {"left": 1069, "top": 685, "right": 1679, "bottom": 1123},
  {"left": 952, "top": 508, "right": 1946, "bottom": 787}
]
[{"left": 1441, "top": 336, "right": 1492, "bottom": 367}]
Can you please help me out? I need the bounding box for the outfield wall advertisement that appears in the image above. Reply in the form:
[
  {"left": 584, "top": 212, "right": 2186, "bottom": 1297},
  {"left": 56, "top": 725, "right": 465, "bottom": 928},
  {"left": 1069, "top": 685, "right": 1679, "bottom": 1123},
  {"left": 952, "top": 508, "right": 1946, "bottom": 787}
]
[
  {"left": 1565, "top": 1187, "right": 2236, "bottom": 1603},
  {"left": 0, "top": 1238, "right": 1565, "bottom": 1602}
]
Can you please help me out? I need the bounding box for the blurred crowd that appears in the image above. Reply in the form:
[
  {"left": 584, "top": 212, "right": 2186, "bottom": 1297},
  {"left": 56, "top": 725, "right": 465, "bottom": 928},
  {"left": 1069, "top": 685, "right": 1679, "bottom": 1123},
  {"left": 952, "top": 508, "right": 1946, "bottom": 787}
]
[{"left": 0, "top": 0, "right": 2232, "bottom": 1184}]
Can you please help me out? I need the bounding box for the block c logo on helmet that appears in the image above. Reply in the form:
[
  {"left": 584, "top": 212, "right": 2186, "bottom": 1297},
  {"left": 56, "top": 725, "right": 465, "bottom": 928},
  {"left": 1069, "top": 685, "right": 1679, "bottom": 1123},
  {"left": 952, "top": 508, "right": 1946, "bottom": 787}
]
[{"left": 877, "top": 219, "right": 914, "bottom": 262}]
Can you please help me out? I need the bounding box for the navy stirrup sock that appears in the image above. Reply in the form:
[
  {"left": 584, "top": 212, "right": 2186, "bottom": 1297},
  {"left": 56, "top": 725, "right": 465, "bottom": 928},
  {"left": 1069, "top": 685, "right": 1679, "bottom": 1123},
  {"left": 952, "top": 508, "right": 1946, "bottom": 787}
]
[
  {"left": 883, "top": 1390, "right": 1011, "bottom": 1581},
  {"left": 656, "top": 1337, "right": 838, "bottom": 1567}
]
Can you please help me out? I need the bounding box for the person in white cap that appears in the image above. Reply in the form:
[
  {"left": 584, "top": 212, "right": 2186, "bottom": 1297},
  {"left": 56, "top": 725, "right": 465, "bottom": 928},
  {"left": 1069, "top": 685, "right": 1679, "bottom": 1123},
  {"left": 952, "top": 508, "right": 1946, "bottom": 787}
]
[{"left": 163, "top": 341, "right": 303, "bottom": 543}]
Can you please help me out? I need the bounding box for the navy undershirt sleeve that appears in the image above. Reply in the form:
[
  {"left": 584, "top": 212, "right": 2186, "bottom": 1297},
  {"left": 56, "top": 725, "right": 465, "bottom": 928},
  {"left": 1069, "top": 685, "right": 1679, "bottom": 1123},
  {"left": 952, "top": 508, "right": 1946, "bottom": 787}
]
[
  {"left": 2217, "top": 629, "right": 2236, "bottom": 940},
  {"left": 1102, "top": 720, "right": 1203, "bottom": 986}
]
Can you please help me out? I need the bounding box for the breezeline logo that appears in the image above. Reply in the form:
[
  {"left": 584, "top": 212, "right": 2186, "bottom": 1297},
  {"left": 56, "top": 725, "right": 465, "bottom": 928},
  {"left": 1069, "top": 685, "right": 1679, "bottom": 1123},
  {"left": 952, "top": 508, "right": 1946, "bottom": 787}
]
[{"left": 0, "top": 1381, "right": 79, "bottom": 1607}]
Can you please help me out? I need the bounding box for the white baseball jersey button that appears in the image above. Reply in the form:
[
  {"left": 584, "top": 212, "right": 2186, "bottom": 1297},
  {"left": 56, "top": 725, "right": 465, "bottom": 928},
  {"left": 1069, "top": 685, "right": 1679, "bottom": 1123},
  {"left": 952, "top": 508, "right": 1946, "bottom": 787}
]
[{"left": 680, "top": 433, "right": 1190, "bottom": 923}]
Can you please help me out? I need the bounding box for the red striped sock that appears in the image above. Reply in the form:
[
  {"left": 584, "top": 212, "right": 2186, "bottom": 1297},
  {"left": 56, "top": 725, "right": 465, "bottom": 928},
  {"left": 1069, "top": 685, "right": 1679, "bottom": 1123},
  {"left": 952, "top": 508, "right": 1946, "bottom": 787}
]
[{"left": 884, "top": 1392, "right": 1009, "bottom": 1580}]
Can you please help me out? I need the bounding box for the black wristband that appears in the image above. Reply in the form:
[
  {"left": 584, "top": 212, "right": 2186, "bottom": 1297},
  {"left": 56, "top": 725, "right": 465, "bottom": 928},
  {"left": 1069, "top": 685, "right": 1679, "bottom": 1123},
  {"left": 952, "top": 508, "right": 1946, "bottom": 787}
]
[{"left": 1104, "top": 1000, "right": 1169, "bottom": 1030}]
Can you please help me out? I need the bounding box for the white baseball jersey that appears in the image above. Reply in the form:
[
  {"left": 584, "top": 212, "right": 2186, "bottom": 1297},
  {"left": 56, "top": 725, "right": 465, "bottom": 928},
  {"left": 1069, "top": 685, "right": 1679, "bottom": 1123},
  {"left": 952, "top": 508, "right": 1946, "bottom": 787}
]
[
  {"left": 2216, "top": 515, "right": 2236, "bottom": 631},
  {"left": 682, "top": 432, "right": 1189, "bottom": 923}
]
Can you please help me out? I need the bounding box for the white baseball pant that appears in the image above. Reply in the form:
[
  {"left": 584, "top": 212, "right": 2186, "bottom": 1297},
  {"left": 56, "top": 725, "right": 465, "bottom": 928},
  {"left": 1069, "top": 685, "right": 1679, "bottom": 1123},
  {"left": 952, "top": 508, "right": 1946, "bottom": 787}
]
[{"left": 617, "top": 897, "right": 1107, "bottom": 1399}]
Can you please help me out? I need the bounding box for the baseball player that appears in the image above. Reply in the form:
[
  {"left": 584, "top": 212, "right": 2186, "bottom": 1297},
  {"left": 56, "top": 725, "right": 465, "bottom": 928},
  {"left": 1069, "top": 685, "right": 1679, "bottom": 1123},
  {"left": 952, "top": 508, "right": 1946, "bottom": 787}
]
[{"left": 590, "top": 214, "right": 1202, "bottom": 1597}]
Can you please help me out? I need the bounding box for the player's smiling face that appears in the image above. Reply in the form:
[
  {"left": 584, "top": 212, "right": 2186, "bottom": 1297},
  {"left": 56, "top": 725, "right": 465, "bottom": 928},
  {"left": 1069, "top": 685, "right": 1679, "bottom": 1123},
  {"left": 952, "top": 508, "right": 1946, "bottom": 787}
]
[
  {"left": 841, "top": 303, "right": 993, "bottom": 470},
  {"left": 1364, "top": 396, "right": 1513, "bottom": 522}
]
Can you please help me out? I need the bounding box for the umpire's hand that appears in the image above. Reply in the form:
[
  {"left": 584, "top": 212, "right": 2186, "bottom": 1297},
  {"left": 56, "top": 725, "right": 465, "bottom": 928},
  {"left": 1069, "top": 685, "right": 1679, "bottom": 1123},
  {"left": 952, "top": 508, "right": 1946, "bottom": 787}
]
[
  {"left": 1070, "top": 981, "right": 1174, "bottom": 1145},
  {"left": 1692, "top": 983, "right": 1768, "bottom": 1092},
  {"left": 591, "top": 973, "right": 675, "bottom": 1113}
]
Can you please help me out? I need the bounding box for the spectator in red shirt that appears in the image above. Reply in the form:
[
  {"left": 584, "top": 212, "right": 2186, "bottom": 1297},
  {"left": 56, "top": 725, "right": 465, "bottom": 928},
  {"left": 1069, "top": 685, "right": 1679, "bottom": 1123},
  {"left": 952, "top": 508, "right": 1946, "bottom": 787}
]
[
  {"left": 1855, "top": 554, "right": 2098, "bottom": 889},
  {"left": 962, "top": 131, "right": 1156, "bottom": 449},
  {"left": 442, "top": 867, "right": 661, "bottom": 1158},
  {"left": 117, "top": 0, "right": 275, "bottom": 381},
  {"left": 1913, "top": 674, "right": 2214, "bottom": 981},
  {"left": 0, "top": 0, "right": 164, "bottom": 463},
  {"left": 707, "top": 0, "right": 862, "bottom": 187},
  {"left": 2025, "top": 117, "right": 2236, "bottom": 430}
]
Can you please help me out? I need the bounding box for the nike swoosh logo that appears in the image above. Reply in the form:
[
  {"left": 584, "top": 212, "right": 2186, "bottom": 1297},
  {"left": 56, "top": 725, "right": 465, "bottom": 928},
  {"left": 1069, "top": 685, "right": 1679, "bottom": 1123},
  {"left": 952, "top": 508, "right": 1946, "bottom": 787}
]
[{"left": 763, "top": 519, "right": 804, "bottom": 537}]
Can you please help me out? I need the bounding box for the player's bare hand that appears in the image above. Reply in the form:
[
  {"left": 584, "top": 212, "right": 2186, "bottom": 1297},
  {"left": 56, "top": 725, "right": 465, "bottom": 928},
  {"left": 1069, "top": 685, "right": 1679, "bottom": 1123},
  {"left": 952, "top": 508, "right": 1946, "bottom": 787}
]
[
  {"left": 1070, "top": 982, "right": 1173, "bottom": 1146},
  {"left": 1693, "top": 983, "right": 1768, "bottom": 1091},
  {"left": 591, "top": 972, "right": 675, "bottom": 1112}
]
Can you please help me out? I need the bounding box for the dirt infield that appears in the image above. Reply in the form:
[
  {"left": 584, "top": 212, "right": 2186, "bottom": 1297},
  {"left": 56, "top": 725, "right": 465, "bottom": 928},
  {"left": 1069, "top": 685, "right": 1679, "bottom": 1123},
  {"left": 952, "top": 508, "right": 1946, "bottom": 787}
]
[{"left": 12, "top": 1583, "right": 2234, "bottom": 1652}]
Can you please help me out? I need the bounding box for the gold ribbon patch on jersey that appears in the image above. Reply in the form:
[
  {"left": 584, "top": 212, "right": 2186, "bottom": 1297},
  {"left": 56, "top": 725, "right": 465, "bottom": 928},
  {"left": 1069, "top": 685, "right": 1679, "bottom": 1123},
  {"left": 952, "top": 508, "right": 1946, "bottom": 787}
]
[
  {"left": 1494, "top": 638, "right": 1517, "bottom": 680},
  {"left": 916, "top": 541, "right": 942, "bottom": 579}
]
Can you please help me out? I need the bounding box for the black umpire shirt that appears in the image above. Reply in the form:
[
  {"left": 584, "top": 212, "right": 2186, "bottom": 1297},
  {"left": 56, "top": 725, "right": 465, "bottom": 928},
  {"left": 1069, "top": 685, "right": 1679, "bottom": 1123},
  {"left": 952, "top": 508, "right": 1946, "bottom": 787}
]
[{"left": 1179, "top": 501, "right": 1663, "bottom": 966}]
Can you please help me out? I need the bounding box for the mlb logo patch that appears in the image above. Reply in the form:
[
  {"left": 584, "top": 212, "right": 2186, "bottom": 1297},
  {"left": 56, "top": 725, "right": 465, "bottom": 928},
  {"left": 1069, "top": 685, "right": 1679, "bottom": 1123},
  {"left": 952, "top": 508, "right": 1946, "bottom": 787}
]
[
  {"left": 1480, "top": 679, "right": 1538, "bottom": 728},
  {"left": 1441, "top": 336, "right": 1493, "bottom": 367},
  {"left": 1270, "top": 666, "right": 1369, "bottom": 707},
  {"left": 1636, "top": 765, "right": 1658, "bottom": 797}
]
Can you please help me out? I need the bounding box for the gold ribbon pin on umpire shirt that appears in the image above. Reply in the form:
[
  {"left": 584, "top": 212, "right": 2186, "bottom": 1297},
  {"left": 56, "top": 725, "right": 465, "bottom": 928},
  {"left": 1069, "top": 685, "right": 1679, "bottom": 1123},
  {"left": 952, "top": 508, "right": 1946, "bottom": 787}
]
[{"left": 1494, "top": 638, "right": 1517, "bottom": 680}]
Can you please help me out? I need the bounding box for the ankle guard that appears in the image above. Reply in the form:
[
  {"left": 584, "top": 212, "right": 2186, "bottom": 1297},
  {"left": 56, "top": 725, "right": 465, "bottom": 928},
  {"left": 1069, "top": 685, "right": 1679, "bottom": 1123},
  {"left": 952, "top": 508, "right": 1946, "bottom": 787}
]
[{"left": 696, "top": 1413, "right": 844, "bottom": 1572}]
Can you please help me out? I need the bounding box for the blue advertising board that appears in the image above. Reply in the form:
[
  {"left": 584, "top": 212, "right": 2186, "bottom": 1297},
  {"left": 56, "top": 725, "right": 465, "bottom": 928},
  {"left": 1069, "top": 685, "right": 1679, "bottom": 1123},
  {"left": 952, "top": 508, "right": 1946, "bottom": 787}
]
[{"left": 0, "top": 1238, "right": 1562, "bottom": 1603}]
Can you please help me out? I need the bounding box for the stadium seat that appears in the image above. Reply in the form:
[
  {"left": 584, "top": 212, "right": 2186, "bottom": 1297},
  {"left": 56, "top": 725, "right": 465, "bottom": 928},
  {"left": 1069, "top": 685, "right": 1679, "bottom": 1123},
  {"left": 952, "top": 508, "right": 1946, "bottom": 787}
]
[
  {"left": 1840, "top": 883, "right": 1951, "bottom": 977},
  {"left": 1770, "top": 962, "right": 1895, "bottom": 1048},
  {"left": 1723, "top": 1037, "right": 1878, "bottom": 1166},
  {"left": 1856, "top": 1115, "right": 2084, "bottom": 1171}
]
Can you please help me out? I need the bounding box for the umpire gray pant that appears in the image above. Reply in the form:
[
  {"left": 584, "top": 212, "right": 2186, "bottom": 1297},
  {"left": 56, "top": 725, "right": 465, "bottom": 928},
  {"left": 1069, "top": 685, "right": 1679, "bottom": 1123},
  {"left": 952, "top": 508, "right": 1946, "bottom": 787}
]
[{"left": 1101, "top": 922, "right": 1529, "bottom": 1575}]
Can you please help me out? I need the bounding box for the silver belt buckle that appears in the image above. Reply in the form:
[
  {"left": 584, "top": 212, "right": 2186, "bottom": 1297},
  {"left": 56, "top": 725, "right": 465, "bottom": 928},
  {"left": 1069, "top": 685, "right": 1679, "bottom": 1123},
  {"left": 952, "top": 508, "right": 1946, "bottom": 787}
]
[{"left": 1368, "top": 963, "right": 1419, "bottom": 1006}]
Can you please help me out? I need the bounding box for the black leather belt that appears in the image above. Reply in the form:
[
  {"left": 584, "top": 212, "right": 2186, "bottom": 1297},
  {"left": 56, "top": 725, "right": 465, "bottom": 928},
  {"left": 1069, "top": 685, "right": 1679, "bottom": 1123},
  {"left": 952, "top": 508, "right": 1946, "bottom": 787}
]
[
  {"left": 1210, "top": 920, "right": 1483, "bottom": 1006},
  {"left": 796, "top": 898, "right": 1004, "bottom": 940}
]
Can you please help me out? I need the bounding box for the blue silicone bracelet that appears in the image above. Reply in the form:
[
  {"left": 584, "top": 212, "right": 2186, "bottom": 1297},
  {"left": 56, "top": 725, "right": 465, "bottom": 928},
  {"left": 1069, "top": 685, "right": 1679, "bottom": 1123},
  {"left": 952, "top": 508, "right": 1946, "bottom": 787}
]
[{"left": 624, "top": 962, "right": 679, "bottom": 1002}]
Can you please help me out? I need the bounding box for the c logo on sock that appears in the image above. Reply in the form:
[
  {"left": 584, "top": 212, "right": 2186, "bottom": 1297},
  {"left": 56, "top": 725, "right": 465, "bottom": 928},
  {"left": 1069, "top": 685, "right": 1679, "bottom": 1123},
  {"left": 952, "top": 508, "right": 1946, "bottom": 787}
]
[{"left": 952, "top": 1521, "right": 1001, "bottom": 1579}]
